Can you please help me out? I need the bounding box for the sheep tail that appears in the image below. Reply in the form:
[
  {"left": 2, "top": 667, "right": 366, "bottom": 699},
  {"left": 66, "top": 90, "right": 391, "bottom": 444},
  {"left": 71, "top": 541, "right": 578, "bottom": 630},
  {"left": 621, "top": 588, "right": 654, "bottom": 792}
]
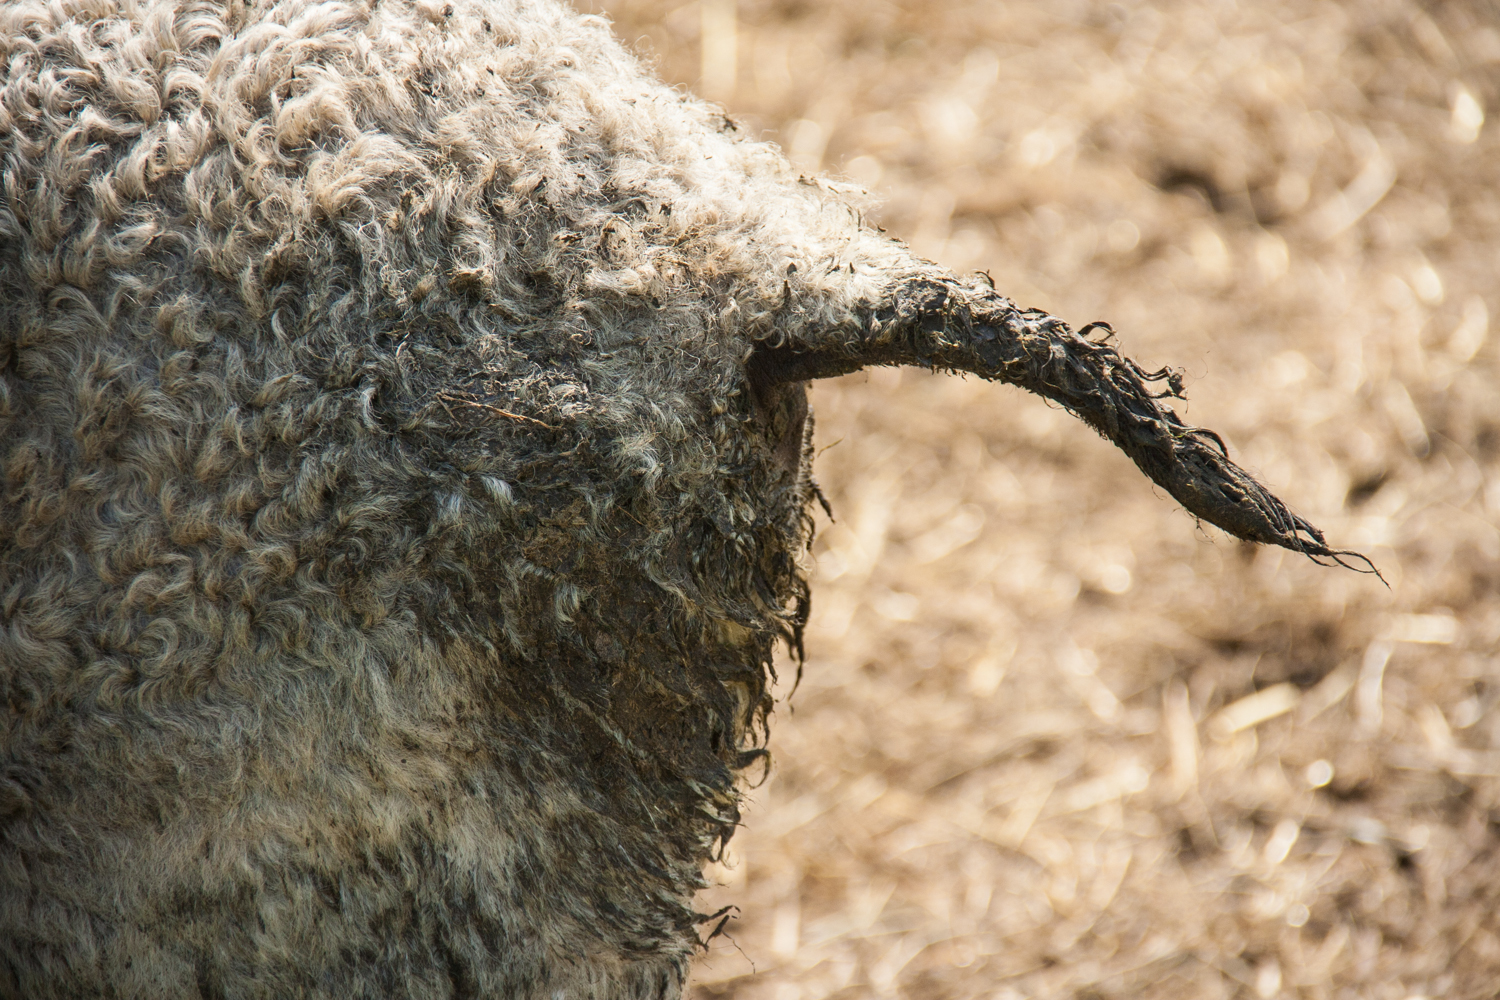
[{"left": 748, "top": 274, "right": 1383, "bottom": 581}]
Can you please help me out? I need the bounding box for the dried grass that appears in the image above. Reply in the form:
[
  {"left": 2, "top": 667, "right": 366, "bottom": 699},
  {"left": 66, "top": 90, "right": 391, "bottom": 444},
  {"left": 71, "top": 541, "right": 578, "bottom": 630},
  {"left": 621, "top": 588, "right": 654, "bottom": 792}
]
[{"left": 584, "top": 1, "right": 1500, "bottom": 996}]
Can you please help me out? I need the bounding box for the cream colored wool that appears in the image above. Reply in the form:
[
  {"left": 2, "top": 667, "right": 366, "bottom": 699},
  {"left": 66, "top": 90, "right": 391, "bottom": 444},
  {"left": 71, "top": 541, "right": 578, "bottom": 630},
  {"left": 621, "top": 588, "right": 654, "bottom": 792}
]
[{"left": 0, "top": 1, "right": 1354, "bottom": 997}]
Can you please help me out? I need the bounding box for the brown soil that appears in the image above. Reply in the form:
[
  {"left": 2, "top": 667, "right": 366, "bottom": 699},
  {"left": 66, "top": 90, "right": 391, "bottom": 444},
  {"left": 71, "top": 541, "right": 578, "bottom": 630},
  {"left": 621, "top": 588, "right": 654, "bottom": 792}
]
[{"left": 584, "top": 1, "right": 1500, "bottom": 996}]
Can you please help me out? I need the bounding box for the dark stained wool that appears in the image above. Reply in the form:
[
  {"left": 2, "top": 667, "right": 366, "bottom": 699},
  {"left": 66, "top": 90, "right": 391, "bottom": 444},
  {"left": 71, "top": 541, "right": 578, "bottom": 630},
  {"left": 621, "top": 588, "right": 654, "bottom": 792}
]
[{"left": 0, "top": 1, "right": 1369, "bottom": 997}]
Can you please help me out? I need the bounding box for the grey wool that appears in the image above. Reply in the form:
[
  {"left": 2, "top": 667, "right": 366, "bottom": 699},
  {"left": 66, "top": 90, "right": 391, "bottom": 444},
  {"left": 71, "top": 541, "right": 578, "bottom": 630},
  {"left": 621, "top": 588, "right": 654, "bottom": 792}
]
[{"left": 0, "top": 1, "right": 1368, "bottom": 997}]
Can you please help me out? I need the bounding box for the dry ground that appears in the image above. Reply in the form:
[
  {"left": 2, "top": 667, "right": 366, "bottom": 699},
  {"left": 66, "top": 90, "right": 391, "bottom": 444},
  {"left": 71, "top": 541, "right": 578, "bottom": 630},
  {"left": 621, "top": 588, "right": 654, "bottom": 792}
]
[{"left": 581, "top": 1, "right": 1500, "bottom": 996}]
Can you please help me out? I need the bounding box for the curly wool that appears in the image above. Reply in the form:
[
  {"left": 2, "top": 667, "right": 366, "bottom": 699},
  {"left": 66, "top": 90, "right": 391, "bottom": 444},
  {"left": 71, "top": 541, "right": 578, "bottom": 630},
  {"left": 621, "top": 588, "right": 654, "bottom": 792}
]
[
  {"left": 0, "top": 1, "right": 1359, "bottom": 997},
  {"left": 0, "top": 0, "right": 893, "bottom": 995}
]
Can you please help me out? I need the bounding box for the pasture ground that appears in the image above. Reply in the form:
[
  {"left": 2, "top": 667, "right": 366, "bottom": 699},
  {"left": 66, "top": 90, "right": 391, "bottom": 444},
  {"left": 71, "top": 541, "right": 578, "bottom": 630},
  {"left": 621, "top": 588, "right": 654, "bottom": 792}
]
[{"left": 586, "top": 1, "right": 1500, "bottom": 996}]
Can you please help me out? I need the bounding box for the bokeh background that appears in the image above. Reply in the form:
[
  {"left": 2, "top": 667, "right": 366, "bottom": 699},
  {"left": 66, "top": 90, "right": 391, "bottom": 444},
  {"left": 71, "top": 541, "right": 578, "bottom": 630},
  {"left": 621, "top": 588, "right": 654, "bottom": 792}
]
[{"left": 577, "top": 1, "right": 1500, "bottom": 996}]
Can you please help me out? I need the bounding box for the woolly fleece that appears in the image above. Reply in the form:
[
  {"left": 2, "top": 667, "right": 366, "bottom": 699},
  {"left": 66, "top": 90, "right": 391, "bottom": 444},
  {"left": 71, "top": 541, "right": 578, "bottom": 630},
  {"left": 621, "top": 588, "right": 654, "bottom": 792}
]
[{"left": 0, "top": 1, "right": 1355, "bottom": 997}]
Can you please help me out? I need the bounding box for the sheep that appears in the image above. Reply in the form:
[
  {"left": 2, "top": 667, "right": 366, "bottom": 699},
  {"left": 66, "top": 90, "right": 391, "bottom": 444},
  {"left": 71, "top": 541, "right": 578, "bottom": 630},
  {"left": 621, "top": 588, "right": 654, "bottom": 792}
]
[{"left": 0, "top": 0, "right": 1371, "bottom": 996}]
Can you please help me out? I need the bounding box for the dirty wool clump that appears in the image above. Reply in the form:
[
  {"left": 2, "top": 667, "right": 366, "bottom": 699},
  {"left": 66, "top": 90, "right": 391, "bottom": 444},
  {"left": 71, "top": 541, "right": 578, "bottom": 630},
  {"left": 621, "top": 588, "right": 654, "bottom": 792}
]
[{"left": 0, "top": 1, "right": 1359, "bottom": 997}]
